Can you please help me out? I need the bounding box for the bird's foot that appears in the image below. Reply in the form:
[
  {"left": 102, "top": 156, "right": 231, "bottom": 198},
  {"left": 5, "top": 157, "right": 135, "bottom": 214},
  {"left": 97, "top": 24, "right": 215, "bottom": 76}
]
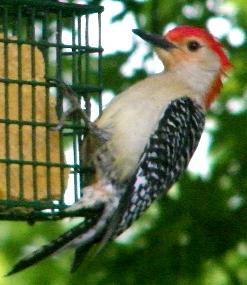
[{"left": 47, "top": 78, "right": 95, "bottom": 130}]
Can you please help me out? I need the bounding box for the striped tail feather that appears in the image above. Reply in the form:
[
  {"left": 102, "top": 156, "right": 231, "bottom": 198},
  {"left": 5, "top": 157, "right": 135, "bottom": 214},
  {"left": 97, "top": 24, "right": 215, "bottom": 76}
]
[{"left": 6, "top": 217, "right": 98, "bottom": 276}]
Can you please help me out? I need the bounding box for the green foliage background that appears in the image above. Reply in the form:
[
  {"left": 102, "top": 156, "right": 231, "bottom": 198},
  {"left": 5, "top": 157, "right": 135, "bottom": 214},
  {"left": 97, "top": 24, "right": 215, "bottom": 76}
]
[{"left": 1, "top": 0, "right": 247, "bottom": 284}]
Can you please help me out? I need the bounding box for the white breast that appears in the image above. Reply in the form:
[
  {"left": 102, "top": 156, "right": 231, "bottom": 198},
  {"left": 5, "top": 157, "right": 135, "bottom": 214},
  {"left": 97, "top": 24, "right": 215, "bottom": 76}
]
[{"left": 96, "top": 72, "right": 193, "bottom": 181}]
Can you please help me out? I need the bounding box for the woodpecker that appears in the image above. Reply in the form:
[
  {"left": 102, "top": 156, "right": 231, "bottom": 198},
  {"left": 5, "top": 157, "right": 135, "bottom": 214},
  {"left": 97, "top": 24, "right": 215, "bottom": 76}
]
[{"left": 7, "top": 25, "right": 232, "bottom": 275}]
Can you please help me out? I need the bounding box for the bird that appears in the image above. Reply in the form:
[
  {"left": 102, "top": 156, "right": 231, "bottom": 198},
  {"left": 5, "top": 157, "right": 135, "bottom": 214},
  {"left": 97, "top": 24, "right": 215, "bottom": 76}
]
[{"left": 6, "top": 25, "right": 232, "bottom": 276}]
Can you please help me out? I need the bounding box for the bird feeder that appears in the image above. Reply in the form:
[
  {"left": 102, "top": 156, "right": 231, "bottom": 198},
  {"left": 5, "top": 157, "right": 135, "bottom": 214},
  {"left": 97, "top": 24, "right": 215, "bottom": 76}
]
[{"left": 0, "top": 0, "right": 103, "bottom": 222}]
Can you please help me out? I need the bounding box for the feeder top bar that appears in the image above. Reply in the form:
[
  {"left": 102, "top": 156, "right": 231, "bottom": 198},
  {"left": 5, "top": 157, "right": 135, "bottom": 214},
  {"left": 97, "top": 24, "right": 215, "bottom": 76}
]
[{"left": 0, "top": 0, "right": 104, "bottom": 16}]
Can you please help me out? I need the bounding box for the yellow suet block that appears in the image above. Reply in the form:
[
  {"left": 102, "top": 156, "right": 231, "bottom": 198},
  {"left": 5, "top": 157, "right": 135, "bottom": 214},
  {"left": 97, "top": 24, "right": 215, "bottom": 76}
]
[{"left": 0, "top": 36, "right": 69, "bottom": 201}]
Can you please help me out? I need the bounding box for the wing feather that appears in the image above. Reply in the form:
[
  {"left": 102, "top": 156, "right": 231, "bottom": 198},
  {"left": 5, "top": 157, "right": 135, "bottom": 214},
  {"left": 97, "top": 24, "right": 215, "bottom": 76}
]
[{"left": 100, "top": 97, "right": 205, "bottom": 240}]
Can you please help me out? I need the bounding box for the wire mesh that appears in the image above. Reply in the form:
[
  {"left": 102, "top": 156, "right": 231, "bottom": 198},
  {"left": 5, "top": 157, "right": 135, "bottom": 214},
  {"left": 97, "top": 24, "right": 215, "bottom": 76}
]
[{"left": 0, "top": 0, "right": 103, "bottom": 221}]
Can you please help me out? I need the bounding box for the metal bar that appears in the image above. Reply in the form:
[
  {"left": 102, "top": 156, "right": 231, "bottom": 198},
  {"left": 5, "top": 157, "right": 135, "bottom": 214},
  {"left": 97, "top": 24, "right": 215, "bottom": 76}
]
[
  {"left": 84, "top": 13, "right": 91, "bottom": 118},
  {"left": 56, "top": 9, "right": 65, "bottom": 204},
  {"left": 3, "top": 6, "right": 11, "bottom": 199},
  {"left": 0, "top": 78, "right": 102, "bottom": 93},
  {"left": 0, "top": 199, "right": 65, "bottom": 209},
  {"left": 0, "top": 158, "right": 79, "bottom": 169},
  {"left": 0, "top": 38, "right": 103, "bottom": 53},
  {"left": 61, "top": 46, "right": 103, "bottom": 53},
  {"left": 43, "top": 11, "right": 52, "bottom": 201},
  {"left": 71, "top": 12, "right": 80, "bottom": 202},
  {"left": 0, "top": 38, "right": 102, "bottom": 53},
  {"left": 77, "top": 14, "right": 84, "bottom": 198},
  {"left": 98, "top": 12, "right": 103, "bottom": 115},
  {"left": 0, "top": 119, "right": 83, "bottom": 130},
  {"left": 0, "top": 206, "right": 102, "bottom": 221},
  {"left": 0, "top": 0, "right": 104, "bottom": 15},
  {"left": 17, "top": 6, "right": 24, "bottom": 200},
  {"left": 29, "top": 7, "right": 38, "bottom": 200}
]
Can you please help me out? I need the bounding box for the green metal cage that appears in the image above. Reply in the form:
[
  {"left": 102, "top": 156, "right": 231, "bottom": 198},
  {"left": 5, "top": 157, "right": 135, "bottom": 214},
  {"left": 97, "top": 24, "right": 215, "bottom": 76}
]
[{"left": 0, "top": 0, "right": 103, "bottom": 221}]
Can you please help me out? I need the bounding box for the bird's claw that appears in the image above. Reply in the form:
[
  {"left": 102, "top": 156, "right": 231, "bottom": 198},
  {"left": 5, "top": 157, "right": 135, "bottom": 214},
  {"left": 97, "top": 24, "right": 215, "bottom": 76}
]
[{"left": 48, "top": 78, "right": 91, "bottom": 129}]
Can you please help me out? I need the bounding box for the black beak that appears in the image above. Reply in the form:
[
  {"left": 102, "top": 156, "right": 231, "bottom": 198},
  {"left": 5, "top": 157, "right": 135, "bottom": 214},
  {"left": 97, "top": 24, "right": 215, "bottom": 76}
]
[{"left": 132, "top": 29, "right": 176, "bottom": 50}]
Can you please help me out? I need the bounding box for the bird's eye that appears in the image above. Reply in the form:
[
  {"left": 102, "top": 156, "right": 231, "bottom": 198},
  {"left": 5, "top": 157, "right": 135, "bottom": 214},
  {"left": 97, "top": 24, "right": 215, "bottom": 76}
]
[{"left": 187, "top": 40, "right": 201, "bottom": 52}]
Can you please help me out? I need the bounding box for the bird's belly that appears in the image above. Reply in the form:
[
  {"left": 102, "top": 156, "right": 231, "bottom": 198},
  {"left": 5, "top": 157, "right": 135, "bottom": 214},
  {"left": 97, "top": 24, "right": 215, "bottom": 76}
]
[{"left": 109, "top": 103, "right": 167, "bottom": 181}]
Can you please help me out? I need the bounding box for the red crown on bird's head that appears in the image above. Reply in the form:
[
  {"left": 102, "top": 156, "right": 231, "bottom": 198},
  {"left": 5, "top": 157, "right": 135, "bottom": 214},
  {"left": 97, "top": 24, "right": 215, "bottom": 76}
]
[
  {"left": 165, "top": 25, "right": 233, "bottom": 73},
  {"left": 165, "top": 25, "right": 232, "bottom": 109}
]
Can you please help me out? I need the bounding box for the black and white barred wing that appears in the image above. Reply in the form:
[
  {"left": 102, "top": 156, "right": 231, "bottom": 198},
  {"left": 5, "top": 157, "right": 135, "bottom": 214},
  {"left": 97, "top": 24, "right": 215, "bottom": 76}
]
[{"left": 112, "top": 97, "right": 205, "bottom": 236}]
